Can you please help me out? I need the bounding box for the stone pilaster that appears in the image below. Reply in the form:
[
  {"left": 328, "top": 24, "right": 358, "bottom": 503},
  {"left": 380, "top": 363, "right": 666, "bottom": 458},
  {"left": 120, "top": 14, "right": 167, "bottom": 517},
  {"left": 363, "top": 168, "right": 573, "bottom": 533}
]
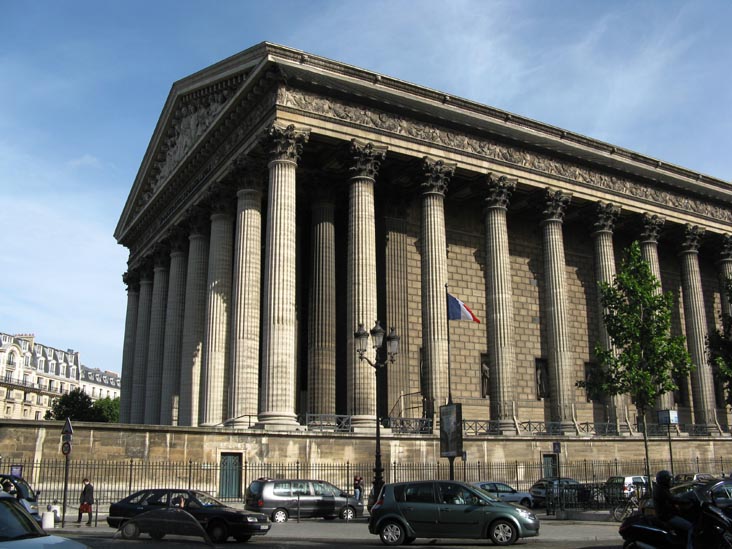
[
  {"left": 119, "top": 271, "right": 139, "bottom": 424},
  {"left": 591, "top": 202, "right": 622, "bottom": 426},
  {"left": 229, "top": 166, "right": 264, "bottom": 427},
  {"left": 541, "top": 189, "right": 574, "bottom": 429},
  {"left": 641, "top": 213, "right": 673, "bottom": 411},
  {"left": 177, "top": 210, "right": 210, "bottom": 427},
  {"left": 347, "top": 139, "right": 387, "bottom": 427},
  {"left": 159, "top": 230, "right": 188, "bottom": 425},
  {"left": 144, "top": 248, "right": 170, "bottom": 424},
  {"left": 200, "top": 190, "right": 234, "bottom": 426},
  {"left": 129, "top": 264, "right": 153, "bottom": 424},
  {"left": 680, "top": 225, "right": 716, "bottom": 428},
  {"left": 718, "top": 235, "right": 732, "bottom": 317},
  {"left": 483, "top": 174, "right": 517, "bottom": 431},
  {"left": 307, "top": 187, "right": 337, "bottom": 416},
  {"left": 421, "top": 157, "right": 454, "bottom": 410},
  {"left": 259, "top": 123, "right": 310, "bottom": 428}
]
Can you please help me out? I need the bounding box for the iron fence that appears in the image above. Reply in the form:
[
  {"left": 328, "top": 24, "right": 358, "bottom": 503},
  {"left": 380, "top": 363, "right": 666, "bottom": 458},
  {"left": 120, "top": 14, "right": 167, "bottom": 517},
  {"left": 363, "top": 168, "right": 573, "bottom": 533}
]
[{"left": 2, "top": 455, "right": 729, "bottom": 511}]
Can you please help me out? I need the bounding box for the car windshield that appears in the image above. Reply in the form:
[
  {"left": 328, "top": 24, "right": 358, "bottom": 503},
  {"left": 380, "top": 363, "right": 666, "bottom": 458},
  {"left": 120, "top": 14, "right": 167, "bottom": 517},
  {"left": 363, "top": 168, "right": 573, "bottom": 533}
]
[
  {"left": 0, "top": 499, "right": 46, "bottom": 541},
  {"left": 193, "top": 492, "right": 225, "bottom": 507},
  {"left": 473, "top": 486, "right": 498, "bottom": 502}
]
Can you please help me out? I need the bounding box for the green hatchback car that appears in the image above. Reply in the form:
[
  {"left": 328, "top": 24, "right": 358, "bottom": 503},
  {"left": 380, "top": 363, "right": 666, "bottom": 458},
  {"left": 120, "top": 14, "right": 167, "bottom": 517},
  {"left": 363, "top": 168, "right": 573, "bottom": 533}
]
[{"left": 368, "top": 480, "right": 539, "bottom": 546}]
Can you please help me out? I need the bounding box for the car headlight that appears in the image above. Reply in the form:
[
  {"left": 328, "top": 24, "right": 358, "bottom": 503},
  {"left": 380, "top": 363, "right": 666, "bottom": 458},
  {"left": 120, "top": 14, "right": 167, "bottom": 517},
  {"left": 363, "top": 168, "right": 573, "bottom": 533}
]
[
  {"left": 516, "top": 508, "right": 536, "bottom": 520},
  {"left": 246, "top": 515, "right": 259, "bottom": 522}
]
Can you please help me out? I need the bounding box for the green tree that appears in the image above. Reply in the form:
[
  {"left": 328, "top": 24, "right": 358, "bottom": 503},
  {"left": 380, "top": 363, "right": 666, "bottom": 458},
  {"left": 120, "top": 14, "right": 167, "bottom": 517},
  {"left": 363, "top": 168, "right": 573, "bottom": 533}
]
[
  {"left": 594, "top": 241, "right": 692, "bottom": 484},
  {"left": 709, "top": 277, "right": 732, "bottom": 406},
  {"left": 45, "top": 387, "right": 96, "bottom": 421},
  {"left": 92, "top": 396, "right": 120, "bottom": 423}
]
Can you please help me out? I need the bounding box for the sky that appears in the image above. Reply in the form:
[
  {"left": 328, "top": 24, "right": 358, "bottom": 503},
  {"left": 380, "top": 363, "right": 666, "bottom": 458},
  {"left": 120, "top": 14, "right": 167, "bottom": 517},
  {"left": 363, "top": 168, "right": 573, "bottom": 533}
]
[{"left": 1, "top": 0, "right": 731, "bottom": 374}]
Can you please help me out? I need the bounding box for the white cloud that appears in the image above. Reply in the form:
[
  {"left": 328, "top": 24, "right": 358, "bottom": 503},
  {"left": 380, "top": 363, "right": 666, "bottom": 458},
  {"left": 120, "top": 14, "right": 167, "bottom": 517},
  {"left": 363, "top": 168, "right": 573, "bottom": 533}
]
[{"left": 67, "top": 153, "right": 102, "bottom": 169}]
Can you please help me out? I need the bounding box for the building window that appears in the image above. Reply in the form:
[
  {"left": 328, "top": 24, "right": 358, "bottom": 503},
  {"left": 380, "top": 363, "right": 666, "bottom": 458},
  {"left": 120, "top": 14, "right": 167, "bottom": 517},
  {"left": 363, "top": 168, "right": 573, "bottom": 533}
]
[
  {"left": 24, "top": 356, "right": 30, "bottom": 367},
  {"left": 35, "top": 411, "right": 41, "bottom": 420},
  {"left": 535, "top": 358, "right": 549, "bottom": 400},
  {"left": 7, "top": 353, "right": 16, "bottom": 367}
]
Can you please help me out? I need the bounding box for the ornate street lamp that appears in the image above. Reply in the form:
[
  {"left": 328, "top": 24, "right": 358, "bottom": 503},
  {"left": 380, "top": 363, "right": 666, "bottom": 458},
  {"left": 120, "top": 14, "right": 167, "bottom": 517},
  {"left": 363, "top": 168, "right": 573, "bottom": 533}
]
[{"left": 354, "top": 321, "right": 399, "bottom": 499}]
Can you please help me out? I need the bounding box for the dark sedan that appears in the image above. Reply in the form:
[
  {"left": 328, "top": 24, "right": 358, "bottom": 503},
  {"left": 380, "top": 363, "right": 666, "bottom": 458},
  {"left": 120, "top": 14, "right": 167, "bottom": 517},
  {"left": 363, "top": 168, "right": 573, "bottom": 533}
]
[{"left": 107, "top": 488, "right": 270, "bottom": 543}]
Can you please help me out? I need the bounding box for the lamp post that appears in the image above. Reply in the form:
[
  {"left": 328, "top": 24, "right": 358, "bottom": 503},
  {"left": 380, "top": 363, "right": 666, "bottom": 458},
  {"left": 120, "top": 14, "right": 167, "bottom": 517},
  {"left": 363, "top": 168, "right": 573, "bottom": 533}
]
[{"left": 354, "top": 321, "right": 399, "bottom": 499}]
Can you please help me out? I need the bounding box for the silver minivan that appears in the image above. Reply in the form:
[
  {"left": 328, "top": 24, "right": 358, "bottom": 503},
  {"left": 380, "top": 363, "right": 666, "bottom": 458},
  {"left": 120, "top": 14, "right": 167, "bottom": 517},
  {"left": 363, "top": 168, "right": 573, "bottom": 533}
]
[{"left": 245, "top": 478, "right": 363, "bottom": 522}]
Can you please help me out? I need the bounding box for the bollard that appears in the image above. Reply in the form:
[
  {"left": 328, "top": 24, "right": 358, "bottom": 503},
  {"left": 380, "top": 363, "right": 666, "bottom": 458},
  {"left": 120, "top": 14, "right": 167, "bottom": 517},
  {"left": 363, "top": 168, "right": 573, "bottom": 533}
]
[{"left": 42, "top": 511, "right": 55, "bottom": 530}]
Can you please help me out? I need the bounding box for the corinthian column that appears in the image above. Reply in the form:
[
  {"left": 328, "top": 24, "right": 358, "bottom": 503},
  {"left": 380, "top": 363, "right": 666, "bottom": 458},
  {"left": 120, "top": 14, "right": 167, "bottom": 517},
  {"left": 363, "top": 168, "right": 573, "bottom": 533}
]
[
  {"left": 347, "top": 139, "right": 387, "bottom": 427},
  {"left": 178, "top": 210, "right": 210, "bottom": 426},
  {"left": 200, "top": 189, "right": 234, "bottom": 426},
  {"left": 541, "top": 189, "right": 574, "bottom": 430},
  {"left": 592, "top": 202, "right": 621, "bottom": 427},
  {"left": 680, "top": 225, "right": 716, "bottom": 428},
  {"left": 641, "top": 213, "right": 673, "bottom": 412},
  {"left": 129, "top": 264, "right": 153, "bottom": 424},
  {"left": 159, "top": 229, "right": 188, "bottom": 425},
  {"left": 119, "top": 271, "right": 139, "bottom": 423},
  {"left": 307, "top": 186, "right": 337, "bottom": 416},
  {"left": 144, "top": 248, "right": 170, "bottom": 424},
  {"left": 229, "top": 164, "right": 264, "bottom": 427},
  {"left": 718, "top": 235, "right": 732, "bottom": 317},
  {"left": 259, "top": 123, "right": 310, "bottom": 428},
  {"left": 420, "top": 157, "right": 454, "bottom": 410},
  {"left": 483, "top": 174, "right": 517, "bottom": 431}
]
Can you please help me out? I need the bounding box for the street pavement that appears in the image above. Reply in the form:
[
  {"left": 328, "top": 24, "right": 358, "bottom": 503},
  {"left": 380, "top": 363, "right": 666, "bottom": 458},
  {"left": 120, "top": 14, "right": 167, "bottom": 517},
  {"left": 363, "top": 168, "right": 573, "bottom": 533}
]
[{"left": 48, "top": 512, "right": 624, "bottom": 548}]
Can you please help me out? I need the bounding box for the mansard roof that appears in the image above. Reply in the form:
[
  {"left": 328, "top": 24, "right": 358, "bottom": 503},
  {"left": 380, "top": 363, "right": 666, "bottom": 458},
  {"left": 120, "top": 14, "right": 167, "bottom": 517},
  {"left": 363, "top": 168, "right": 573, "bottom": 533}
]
[{"left": 115, "top": 41, "right": 732, "bottom": 251}]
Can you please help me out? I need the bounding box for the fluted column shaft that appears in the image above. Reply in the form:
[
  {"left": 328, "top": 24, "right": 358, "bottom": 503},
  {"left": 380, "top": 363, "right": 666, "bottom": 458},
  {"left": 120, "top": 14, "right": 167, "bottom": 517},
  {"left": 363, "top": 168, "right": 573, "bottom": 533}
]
[
  {"left": 307, "top": 196, "right": 337, "bottom": 415},
  {"left": 347, "top": 140, "right": 386, "bottom": 426},
  {"left": 719, "top": 235, "right": 732, "bottom": 317},
  {"left": 592, "top": 202, "right": 621, "bottom": 425},
  {"left": 119, "top": 272, "right": 139, "bottom": 423},
  {"left": 200, "top": 206, "right": 234, "bottom": 426},
  {"left": 144, "top": 255, "right": 169, "bottom": 424},
  {"left": 483, "top": 175, "right": 517, "bottom": 426},
  {"left": 178, "top": 223, "right": 210, "bottom": 426},
  {"left": 680, "top": 225, "right": 716, "bottom": 426},
  {"left": 159, "top": 239, "right": 187, "bottom": 425},
  {"left": 129, "top": 270, "right": 153, "bottom": 424},
  {"left": 641, "top": 213, "right": 673, "bottom": 412},
  {"left": 229, "top": 184, "right": 263, "bottom": 426},
  {"left": 260, "top": 123, "right": 309, "bottom": 427},
  {"left": 541, "top": 189, "right": 574, "bottom": 427}
]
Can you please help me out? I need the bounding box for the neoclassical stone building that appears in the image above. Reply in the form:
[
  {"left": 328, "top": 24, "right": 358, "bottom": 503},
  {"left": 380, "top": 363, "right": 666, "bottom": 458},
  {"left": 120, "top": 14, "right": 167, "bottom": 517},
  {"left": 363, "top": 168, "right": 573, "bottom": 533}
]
[{"left": 115, "top": 42, "right": 732, "bottom": 437}]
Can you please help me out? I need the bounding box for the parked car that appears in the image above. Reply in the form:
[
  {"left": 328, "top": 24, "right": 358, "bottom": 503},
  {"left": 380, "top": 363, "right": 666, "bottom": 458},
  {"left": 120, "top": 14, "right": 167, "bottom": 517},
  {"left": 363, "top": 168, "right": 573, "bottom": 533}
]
[
  {"left": 472, "top": 481, "right": 533, "bottom": 508},
  {"left": 529, "top": 477, "right": 592, "bottom": 507},
  {"left": 245, "top": 478, "right": 363, "bottom": 522},
  {"left": 674, "top": 472, "right": 716, "bottom": 483},
  {"left": 0, "top": 474, "right": 41, "bottom": 522},
  {"left": 603, "top": 475, "right": 649, "bottom": 504},
  {"left": 0, "top": 492, "right": 88, "bottom": 548},
  {"left": 368, "top": 480, "right": 539, "bottom": 546},
  {"left": 107, "top": 488, "right": 270, "bottom": 543}
]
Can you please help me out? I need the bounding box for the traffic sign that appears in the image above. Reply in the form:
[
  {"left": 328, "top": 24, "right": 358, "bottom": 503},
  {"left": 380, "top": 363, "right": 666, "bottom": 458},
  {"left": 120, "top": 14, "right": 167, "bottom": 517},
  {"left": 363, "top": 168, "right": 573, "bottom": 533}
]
[
  {"left": 61, "top": 418, "right": 73, "bottom": 436},
  {"left": 61, "top": 441, "right": 72, "bottom": 456},
  {"left": 62, "top": 434, "right": 72, "bottom": 443}
]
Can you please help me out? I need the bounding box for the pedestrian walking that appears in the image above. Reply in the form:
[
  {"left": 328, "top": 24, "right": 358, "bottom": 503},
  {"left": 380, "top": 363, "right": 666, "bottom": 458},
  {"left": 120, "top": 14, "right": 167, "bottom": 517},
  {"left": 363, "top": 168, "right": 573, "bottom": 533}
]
[{"left": 76, "top": 478, "right": 94, "bottom": 525}]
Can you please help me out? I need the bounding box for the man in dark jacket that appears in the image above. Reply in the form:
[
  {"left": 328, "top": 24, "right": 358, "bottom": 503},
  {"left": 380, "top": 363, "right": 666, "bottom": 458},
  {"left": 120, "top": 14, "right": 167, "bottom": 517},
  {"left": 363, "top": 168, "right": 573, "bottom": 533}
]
[
  {"left": 76, "top": 478, "right": 94, "bottom": 525},
  {"left": 653, "top": 470, "right": 692, "bottom": 549}
]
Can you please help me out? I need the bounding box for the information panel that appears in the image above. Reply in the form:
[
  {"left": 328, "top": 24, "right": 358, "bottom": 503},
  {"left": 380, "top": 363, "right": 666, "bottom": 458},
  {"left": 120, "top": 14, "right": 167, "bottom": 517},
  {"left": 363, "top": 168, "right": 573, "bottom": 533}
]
[{"left": 439, "top": 403, "right": 463, "bottom": 458}]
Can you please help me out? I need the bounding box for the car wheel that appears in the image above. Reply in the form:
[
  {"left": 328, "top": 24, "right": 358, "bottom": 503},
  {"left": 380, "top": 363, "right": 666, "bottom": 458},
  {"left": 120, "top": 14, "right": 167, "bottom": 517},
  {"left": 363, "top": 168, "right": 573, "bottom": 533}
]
[
  {"left": 234, "top": 534, "right": 252, "bottom": 542},
  {"left": 519, "top": 498, "right": 531, "bottom": 507},
  {"left": 120, "top": 521, "right": 140, "bottom": 540},
  {"left": 149, "top": 530, "right": 165, "bottom": 540},
  {"left": 272, "top": 508, "right": 289, "bottom": 523},
  {"left": 380, "top": 520, "right": 406, "bottom": 546},
  {"left": 489, "top": 519, "right": 517, "bottom": 546},
  {"left": 207, "top": 520, "right": 229, "bottom": 544},
  {"left": 340, "top": 506, "right": 355, "bottom": 520}
]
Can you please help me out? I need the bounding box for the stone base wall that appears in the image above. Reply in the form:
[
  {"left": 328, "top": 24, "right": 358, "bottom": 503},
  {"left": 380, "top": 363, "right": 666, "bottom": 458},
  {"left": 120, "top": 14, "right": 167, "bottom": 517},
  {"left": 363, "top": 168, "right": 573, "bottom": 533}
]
[{"left": 2, "top": 420, "right": 732, "bottom": 467}]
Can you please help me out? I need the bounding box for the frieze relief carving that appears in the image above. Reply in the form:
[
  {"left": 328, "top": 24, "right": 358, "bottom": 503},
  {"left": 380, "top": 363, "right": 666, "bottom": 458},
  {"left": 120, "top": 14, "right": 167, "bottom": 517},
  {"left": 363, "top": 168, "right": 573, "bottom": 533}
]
[{"left": 282, "top": 87, "right": 732, "bottom": 223}]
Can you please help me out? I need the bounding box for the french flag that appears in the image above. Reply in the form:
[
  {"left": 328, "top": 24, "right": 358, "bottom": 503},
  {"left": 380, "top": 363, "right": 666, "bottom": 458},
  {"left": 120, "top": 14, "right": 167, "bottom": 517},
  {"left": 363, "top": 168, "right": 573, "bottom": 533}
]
[{"left": 447, "top": 293, "right": 480, "bottom": 323}]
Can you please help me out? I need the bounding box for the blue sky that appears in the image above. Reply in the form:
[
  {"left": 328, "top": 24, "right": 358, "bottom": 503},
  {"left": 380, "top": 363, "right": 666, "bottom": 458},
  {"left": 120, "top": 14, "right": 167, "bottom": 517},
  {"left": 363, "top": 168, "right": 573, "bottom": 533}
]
[{"left": 1, "top": 0, "right": 730, "bottom": 374}]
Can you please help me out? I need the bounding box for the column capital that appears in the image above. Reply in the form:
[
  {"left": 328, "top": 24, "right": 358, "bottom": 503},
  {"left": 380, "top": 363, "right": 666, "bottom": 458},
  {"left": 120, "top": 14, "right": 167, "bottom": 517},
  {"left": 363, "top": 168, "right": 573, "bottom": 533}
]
[
  {"left": 183, "top": 205, "right": 211, "bottom": 236},
  {"left": 720, "top": 234, "right": 732, "bottom": 263},
  {"left": 593, "top": 202, "right": 620, "bottom": 235},
  {"left": 226, "top": 154, "right": 266, "bottom": 192},
  {"left": 122, "top": 270, "right": 139, "bottom": 292},
  {"left": 681, "top": 224, "right": 705, "bottom": 253},
  {"left": 166, "top": 226, "right": 189, "bottom": 253},
  {"left": 542, "top": 188, "right": 571, "bottom": 222},
  {"left": 640, "top": 213, "right": 665, "bottom": 243},
  {"left": 349, "top": 139, "right": 387, "bottom": 180},
  {"left": 268, "top": 123, "right": 310, "bottom": 164},
  {"left": 483, "top": 173, "right": 516, "bottom": 209},
  {"left": 151, "top": 243, "right": 170, "bottom": 269},
  {"left": 421, "top": 157, "right": 455, "bottom": 196},
  {"left": 206, "top": 183, "right": 236, "bottom": 216}
]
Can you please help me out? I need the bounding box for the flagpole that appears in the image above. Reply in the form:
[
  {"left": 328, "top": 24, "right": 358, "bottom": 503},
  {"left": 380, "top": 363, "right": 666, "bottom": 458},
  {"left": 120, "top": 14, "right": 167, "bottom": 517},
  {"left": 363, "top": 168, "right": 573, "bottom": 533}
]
[{"left": 445, "top": 284, "right": 453, "bottom": 405}]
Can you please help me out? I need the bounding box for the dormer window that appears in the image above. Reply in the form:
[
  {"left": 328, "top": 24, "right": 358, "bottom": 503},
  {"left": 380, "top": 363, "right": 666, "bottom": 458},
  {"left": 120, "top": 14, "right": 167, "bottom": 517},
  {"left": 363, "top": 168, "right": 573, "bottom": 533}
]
[{"left": 7, "top": 352, "right": 16, "bottom": 367}]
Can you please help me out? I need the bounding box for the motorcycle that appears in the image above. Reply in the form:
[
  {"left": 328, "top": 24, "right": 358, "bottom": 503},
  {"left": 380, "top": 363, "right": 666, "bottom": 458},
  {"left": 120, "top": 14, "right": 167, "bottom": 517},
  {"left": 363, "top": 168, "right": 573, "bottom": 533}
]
[{"left": 619, "top": 491, "right": 732, "bottom": 548}]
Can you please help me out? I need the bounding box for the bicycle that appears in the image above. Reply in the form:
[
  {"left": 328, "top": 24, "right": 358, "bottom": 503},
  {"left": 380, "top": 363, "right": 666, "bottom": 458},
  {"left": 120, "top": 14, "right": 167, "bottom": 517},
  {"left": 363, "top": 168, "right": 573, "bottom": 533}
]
[{"left": 611, "top": 491, "right": 640, "bottom": 522}]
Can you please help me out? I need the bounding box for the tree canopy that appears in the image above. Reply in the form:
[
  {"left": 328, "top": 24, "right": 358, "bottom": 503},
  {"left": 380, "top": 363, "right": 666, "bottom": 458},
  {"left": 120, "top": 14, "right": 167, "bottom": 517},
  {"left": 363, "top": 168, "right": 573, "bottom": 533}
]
[{"left": 45, "top": 388, "right": 120, "bottom": 422}]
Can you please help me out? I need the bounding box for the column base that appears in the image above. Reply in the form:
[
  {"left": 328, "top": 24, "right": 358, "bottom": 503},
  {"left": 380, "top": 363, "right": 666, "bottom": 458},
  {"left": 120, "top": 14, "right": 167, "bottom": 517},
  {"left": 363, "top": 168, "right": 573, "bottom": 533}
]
[
  {"left": 256, "top": 412, "right": 302, "bottom": 431},
  {"left": 351, "top": 414, "right": 376, "bottom": 429}
]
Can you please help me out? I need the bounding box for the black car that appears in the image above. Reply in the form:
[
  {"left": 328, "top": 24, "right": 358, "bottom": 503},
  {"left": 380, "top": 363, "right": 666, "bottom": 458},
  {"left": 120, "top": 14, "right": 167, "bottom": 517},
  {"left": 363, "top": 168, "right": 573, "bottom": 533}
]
[{"left": 107, "top": 488, "right": 270, "bottom": 543}]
